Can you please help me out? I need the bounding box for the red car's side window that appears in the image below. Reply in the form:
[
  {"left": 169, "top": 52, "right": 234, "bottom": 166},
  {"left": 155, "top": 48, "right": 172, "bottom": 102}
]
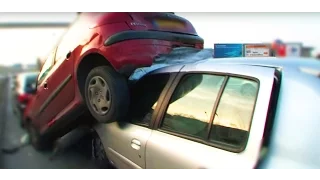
[
  {"left": 54, "top": 13, "right": 90, "bottom": 64},
  {"left": 38, "top": 50, "right": 55, "bottom": 84}
]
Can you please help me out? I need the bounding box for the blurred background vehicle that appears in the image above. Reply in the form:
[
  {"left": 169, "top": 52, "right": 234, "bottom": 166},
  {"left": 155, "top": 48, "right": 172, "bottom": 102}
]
[
  {"left": 90, "top": 56, "right": 320, "bottom": 169},
  {"left": 10, "top": 74, "right": 17, "bottom": 90},
  {"left": 12, "top": 71, "right": 39, "bottom": 126}
]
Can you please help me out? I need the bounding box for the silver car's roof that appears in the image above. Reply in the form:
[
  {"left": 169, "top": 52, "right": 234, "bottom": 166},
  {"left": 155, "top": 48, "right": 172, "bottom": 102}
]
[{"left": 155, "top": 56, "right": 319, "bottom": 72}]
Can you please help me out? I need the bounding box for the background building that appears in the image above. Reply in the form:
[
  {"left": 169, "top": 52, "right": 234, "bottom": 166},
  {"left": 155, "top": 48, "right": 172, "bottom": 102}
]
[
  {"left": 269, "top": 40, "right": 314, "bottom": 58},
  {"left": 301, "top": 46, "right": 314, "bottom": 57}
]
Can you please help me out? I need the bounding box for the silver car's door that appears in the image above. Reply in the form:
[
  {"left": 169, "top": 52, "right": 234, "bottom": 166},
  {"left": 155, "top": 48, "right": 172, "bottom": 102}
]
[
  {"left": 146, "top": 63, "right": 276, "bottom": 169},
  {"left": 94, "top": 72, "right": 175, "bottom": 169},
  {"left": 95, "top": 122, "right": 151, "bottom": 169}
]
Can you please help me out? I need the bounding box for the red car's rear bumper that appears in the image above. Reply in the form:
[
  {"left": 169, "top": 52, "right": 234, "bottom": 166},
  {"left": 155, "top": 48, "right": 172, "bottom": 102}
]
[
  {"left": 100, "top": 31, "right": 204, "bottom": 75},
  {"left": 104, "top": 30, "right": 204, "bottom": 46}
]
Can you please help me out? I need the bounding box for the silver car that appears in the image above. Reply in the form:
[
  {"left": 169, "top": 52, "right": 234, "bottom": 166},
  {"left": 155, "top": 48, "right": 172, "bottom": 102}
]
[{"left": 92, "top": 57, "right": 320, "bottom": 169}]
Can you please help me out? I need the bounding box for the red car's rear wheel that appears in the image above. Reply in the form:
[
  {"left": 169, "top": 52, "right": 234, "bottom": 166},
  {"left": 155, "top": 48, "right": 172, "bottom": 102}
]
[{"left": 84, "top": 66, "right": 129, "bottom": 124}]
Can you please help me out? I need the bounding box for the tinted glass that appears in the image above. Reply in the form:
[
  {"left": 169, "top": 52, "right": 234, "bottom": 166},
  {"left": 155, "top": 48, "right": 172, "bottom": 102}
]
[
  {"left": 38, "top": 51, "right": 54, "bottom": 83},
  {"left": 210, "top": 77, "right": 258, "bottom": 147},
  {"left": 161, "top": 74, "right": 225, "bottom": 139},
  {"left": 129, "top": 73, "right": 171, "bottom": 126}
]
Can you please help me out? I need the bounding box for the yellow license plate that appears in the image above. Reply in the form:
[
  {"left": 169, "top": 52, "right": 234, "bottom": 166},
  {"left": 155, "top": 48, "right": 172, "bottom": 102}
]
[{"left": 155, "top": 19, "right": 185, "bottom": 29}]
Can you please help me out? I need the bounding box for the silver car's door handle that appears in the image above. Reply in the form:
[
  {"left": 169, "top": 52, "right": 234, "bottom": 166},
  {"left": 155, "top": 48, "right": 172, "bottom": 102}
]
[{"left": 131, "top": 139, "right": 141, "bottom": 150}]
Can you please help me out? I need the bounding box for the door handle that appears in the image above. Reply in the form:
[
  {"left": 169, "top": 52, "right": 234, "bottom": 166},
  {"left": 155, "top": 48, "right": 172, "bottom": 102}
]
[
  {"left": 66, "top": 51, "right": 71, "bottom": 60},
  {"left": 44, "top": 82, "right": 48, "bottom": 89},
  {"left": 131, "top": 139, "right": 141, "bottom": 150}
]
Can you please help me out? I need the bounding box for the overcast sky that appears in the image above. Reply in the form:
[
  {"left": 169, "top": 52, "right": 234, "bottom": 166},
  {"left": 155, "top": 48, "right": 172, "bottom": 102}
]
[{"left": 0, "top": 12, "right": 319, "bottom": 66}]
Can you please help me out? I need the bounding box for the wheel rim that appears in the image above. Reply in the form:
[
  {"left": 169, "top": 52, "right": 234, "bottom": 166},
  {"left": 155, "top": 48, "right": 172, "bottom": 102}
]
[{"left": 87, "top": 76, "right": 111, "bottom": 115}]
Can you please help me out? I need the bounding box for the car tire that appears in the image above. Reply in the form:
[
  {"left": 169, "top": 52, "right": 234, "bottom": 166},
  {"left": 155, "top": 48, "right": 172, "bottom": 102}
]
[
  {"left": 84, "top": 66, "right": 129, "bottom": 124},
  {"left": 91, "top": 131, "right": 114, "bottom": 169},
  {"left": 27, "top": 122, "right": 53, "bottom": 151}
]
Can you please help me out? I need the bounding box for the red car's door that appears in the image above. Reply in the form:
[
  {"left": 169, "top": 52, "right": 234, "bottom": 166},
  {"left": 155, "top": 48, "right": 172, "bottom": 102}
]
[
  {"left": 35, "top": 32, "right": 79, "bottom": 128},
  {"left": 36, "top": 14, "right": 94, "bottom": 129},
  {"left": 36, "top": 26, "right": 81, "bottom": 129},
  {"left": 30, "top": 49, "right": 56, "bottom": 129},
  {"left": 37, "top": 48, "right": 76, "bottom": 129}
]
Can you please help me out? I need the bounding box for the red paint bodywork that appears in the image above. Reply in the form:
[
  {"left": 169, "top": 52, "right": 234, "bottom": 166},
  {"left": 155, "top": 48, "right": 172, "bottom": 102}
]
[{"left": 24, "top": 12, "right": 204, "bottom": 138}]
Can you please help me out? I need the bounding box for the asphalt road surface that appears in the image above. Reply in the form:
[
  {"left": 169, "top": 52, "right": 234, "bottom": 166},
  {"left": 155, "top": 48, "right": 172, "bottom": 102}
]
[{"left": 0, "top": 77, "right": 98, "bottom": 169}]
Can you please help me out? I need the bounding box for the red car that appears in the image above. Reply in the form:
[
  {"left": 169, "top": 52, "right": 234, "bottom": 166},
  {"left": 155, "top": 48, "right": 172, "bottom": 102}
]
[{"left": 23, "top": 12, "right": 204, "bottom": 150}]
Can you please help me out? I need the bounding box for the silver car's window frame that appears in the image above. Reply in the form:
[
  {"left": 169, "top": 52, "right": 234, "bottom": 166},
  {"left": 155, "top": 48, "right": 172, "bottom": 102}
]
[
  {"left": 154, "top": 71, "right": 260, "bottom": 153},
  {"left": 153, "top": 63, "right": 276, "bottom": 155}
]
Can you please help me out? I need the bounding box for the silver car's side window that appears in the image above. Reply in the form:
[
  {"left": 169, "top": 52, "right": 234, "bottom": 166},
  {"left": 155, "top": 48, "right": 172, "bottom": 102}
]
[
  {"left": 128, "top": 73, "right": 171, "bottom": 126},
  {"left": 159, "top": 73, "right": 259, "bottom": 152},
  {"left": 209, "top": 77, "right": 258, "bottom": 148},
  {"left": 161, "top": 74, "right": 225, "bottom": 139}
]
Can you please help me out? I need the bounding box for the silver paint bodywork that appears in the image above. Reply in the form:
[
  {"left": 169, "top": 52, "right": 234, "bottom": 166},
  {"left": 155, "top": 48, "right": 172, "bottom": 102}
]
[{"left": 95, "top": 57, "right": 320, "bottom": 169}]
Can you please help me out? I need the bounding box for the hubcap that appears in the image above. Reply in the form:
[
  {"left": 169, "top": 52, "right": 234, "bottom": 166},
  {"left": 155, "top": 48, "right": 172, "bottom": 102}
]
[{"left": 88, "top": 76, "right": 111, "bottom": 115}]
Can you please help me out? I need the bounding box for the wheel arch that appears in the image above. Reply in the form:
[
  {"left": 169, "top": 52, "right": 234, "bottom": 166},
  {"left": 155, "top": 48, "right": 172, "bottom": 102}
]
[{"left": 76, "top": 52, "right": 114, "bottom": 100}]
